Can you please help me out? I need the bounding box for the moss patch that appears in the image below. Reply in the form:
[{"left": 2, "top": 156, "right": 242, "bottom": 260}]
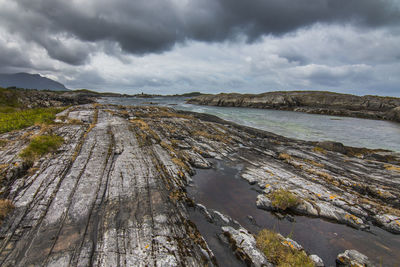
[
  {"left": 269, "top": 189, "right": 300, "bottom": 210},
  {"left": 20, "top": 135, "right": 64, "bottom": 161},
  {"left": 256, "top": 229, "right": 314, "bottom": 267}
]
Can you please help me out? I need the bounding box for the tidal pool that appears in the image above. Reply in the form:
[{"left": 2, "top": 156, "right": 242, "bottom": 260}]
[{"left": 187, "top": 160, "right": 400, "bottom": 266}]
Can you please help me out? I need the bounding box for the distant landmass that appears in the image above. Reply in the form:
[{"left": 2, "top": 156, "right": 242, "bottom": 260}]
[
  {"left": 0, "top": 72, "right": 69, "bottom": 91},
  {"left": 188, "top": 90, "right": 400, "bottom": 122}
]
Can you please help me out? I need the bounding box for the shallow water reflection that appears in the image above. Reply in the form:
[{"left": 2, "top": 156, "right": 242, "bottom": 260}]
[{"left": 187, "top": 160, "right": 400, "bottom": 266}]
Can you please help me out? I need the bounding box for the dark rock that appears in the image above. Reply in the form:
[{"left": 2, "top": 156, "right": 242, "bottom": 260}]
[
  {"left": 285, "top": 214, "right": 295, "bottom": 222},
  {"left": 316, "top": 141, "right": 346, "bottom": 154}
]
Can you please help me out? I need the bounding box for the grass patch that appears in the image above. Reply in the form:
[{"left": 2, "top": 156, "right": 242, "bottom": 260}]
[
  {"left": 256, "top": 229, "right": 314, "bottom": 267},
  {"left": 278, "top": 153, "right": 292, "bottom": 161},
  {"left": 0, "top": 107, "right": 65, "bottom": 133},
  {"left": 0, "top": 87, "right": 21, "bottom": 108},
  {"left": 304, "top": 159, "right": 324, "bottom": 168},
  {"left": 193, "top": 130, "right": 231, "bottom": 143},
  {"left": 312, "top": 146, "right": 327, "bottom": 155},
  {"left": 130, "top": 118, "right": 149, "bottom": 131},
  {"left": 20, "top": 135, "right": 64, "bottom": 161},
  {"left": 305, "top": 168, "right": 333, "bottom": 180},
  {"left": 67, "top": 118, "right": 83, "bottom": 125},
  {"left": 0, "top": 199, "right": 15, "bottom": 226},
  {"left": 269, "top": 189, "right": 300, "bottom": 210},
  {"left": 384, "top": 164, "right": 400, "bottom": 173}
]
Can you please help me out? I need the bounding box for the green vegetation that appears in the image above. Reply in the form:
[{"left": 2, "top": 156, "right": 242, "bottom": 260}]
[
  {"left": 0, "top": 87, "right": 65, "bottom": 133},
  {"left": 256, "top": 229, "right": 314, "bottom": 267},
  {"left": 0, "top": 87, "right": 21, "bottom": 108},
  {"left": 0, "top": 199, "right": 15, "bottom": 226},
  {"left": 20, "top": 135, "right": 64, "bottom": 161},
  {"left": 0, "top": 107, "right": 65, "bottom": 133},
  {"left": 269, "top": 189, "right": 300, "bottom": 210},
  {"left": 312, "top": 146, "right": 327, "bottom": 154}
]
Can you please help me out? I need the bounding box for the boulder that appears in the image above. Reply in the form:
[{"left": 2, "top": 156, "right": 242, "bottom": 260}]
[
  {"left": 336, "top": 249, "right": 373, "bottom": 267},
  {"left": 310, "top": 254, "right": 324, "bottom": 267}
]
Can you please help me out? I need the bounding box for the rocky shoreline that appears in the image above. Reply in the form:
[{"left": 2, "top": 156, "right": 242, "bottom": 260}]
[
  {"left": 187, "top": 91, "right": 400, "bottom": 122},
  {"left": 0, "top": 87, "right": 97, "bottom": 109},
  {"left": 0, "top": 104, "right": 399, "bottom": 266}
]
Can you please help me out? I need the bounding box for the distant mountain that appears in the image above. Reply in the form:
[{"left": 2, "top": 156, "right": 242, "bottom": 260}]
[{"left": 0, "top": 73, "right": 69, "bottom": 91}]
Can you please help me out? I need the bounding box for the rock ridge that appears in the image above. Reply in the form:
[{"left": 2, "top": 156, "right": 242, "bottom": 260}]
[{"left": 187, "top": 91, "right": 400, "bottom": 122}]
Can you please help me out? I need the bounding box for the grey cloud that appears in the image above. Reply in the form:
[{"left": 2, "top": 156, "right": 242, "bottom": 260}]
[
  {"left": 0, "top": 45, "right": 32, "bottom": 73},
  {"left": 1, "top": 0, "right": 399, "bottom": 65}
]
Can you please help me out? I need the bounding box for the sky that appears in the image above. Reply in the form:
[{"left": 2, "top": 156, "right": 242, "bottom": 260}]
[{"left": 0, "top": 0, "right": 400, "bottom": 96}]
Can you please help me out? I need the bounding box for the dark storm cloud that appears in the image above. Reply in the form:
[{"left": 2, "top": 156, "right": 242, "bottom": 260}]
[
  {"left": 1, "top": 0, "right": 399, "bottom": 65},
  {"left": 0, "top": 45, "right": 32, "bottom": 72}
]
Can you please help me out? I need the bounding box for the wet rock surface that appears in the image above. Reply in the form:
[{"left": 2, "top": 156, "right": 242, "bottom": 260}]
[
  {"left": 0, "top": 104, "right": 399, "bottom": 266},
  {"left": 187, "top": 91, "right": 400, "bottom": 122},
  {"left": 336, "top": 249, "right": 374, "bottom": 267}
]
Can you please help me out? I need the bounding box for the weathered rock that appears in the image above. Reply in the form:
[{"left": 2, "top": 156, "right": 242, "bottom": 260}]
[
  {"left": 221, "top": 226, "right": 273, "bottom": 267},
  {"left": 256, "top": 194, "right": 275, "bottom": 211},
  {"left": 310, "top": 254, "right": 324, "bottom": 267},
  {"left": 0, "top": 105, "right": 216, "bottom": 266},
  {"left": 292, "top": 200, "right": 319, "bottom": 217},
  {"left": 336, "top": 249, "right": 374, "bottom": 267},
  {"left": 387, "top": 106, "right": 400, "bottom": 121},
  {"left": 374, "top": 214, "right": 400, "bottom": 234},
  {"left": 238, "top": 145, "right": 400, "bottom": 232},
  {"left": 282, "top": 237, "right": 303, "bottom": 251}
]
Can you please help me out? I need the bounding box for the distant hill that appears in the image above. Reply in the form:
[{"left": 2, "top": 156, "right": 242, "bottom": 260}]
[{"left": 0, "top": 73, "right": 69, "bottom": 91}]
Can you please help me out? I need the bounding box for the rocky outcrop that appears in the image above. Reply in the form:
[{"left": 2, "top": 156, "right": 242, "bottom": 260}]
[
  {"left": 0, "top": 104, "right": 399, "bottom": 265},
  {"left": 187, "top": 91, "right": 400, "bottom": 122},
  {"left": 0, "top": 105, "right": 217, "bottom": 266},
  {"left": 221, "top": 226, "right": 272, "bottom": 267},
  {"left": 336, "top": 250, "right": 374, "bottom": 267},
  {"left": 0, "top": 87, "right": 95, "bottom": 108}
]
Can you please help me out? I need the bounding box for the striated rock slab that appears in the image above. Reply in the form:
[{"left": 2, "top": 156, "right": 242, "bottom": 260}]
[
  {"left": 0, "top": 105, "right": 217, "bottom": 266},
  {"left": 221, "top": 226, "right": 272, "bottom": 267},
  {"left": 238, "top": 144, "right": 400, "bottom": 232}
]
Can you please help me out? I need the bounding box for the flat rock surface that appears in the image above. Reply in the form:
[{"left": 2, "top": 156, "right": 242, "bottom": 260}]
[
  {"left": 0, "top": 104, "right": 399, "bottom": 266},
  {"left": 0, "top": 105, "right": 215, "bottom": 266}
]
